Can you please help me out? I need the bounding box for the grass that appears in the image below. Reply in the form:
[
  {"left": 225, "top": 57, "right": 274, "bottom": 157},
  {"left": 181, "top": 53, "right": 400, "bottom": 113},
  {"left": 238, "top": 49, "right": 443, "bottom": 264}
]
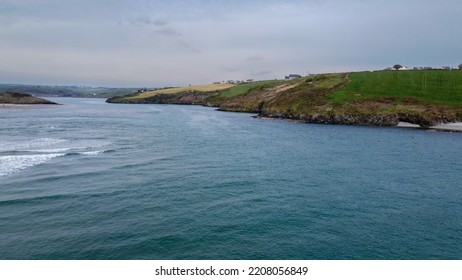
[
  {"left": 109, "top": 79, "right": 288, "bottom": 104},
  {"left": 217, "top": 80, "right": 283, "bottom": 98},
  {"left": 329, "top": 70, "right": 462, "bottom": 106},
  {"left": 129, "top": 83, "right": 235, "bottom": 99}
]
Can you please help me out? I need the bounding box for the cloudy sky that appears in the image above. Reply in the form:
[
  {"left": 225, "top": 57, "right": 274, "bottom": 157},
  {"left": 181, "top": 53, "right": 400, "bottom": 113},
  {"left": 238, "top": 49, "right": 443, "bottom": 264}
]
[{"left": 0, "top": 0, "right": 461, "bottom": 87}]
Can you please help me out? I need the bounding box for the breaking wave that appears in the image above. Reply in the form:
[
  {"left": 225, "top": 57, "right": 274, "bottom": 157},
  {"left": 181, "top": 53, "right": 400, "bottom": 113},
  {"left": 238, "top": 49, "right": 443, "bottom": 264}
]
[
  {"left": 0, "top": 137, "right": 110, "bottom": 177},
  {"left": 0, "top": 154, "right": 65, "bottom": 177}
]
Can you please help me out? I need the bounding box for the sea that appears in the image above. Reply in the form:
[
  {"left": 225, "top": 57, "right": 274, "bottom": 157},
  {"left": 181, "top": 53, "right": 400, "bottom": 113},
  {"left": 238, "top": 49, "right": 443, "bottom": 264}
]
[{"left": 0, "top": 98, "right": 461, "bottom": 259}]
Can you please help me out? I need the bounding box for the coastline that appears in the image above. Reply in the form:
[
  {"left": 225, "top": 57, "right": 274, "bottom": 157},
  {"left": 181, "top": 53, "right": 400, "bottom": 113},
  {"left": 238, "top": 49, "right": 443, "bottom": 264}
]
[
  {"left": 0, "top": 103, "right": 59, "bottom": 109},
  {"left": 379, "top": 121, "right": 462, "bottom": 132},
  {"left": 107, "top": 96, "right": 462, "bottom": 133},
  {"left": 428, "top": 122, "right": 462, "bottom": 132},
  {"left": 0, "top": 92, "right": 59, "bottom": 106},
  {"left": 106, "top": 70, "right": 462, "bottom": 133},
  {"left": 255, "top": 116, "right": 462, "bottom": 132},
  {"left": 398, "top": 121, "right": 462, "bottom": 132}
]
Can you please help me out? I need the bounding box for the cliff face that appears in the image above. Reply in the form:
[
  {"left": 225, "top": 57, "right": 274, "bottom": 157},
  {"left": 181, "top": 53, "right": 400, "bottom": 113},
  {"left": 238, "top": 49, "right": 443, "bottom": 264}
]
[{"left": 0, "top": 92, "right": 58, "bottom": 104}]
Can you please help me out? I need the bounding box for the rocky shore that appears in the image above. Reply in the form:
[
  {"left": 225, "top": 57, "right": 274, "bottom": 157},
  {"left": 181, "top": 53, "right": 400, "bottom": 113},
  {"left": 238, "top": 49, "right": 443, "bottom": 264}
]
[
  {"left": 257, "top": 112, "right": 399, "bottom": 126},
  {"left": 256, "top": 115, "right": 462, "bottom": 132},
  {"left": 254, "top": 110, "right": 462, "bottom": 130},
  {"left": 107, "top": 90, "right": 462, "bottom": 131}
]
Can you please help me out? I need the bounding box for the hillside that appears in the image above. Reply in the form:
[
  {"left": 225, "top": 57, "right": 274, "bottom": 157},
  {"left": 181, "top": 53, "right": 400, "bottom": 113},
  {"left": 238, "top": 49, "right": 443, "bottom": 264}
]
[
  {"left": 106, "top": 80, "right": 287, "bottom": 104},
  {"left": 0, "top": 84, "right": 139, "bottom": 98},
  {"left": 107, "top": 83, "right": 236, "bottom": 104},
  {"left": 107, "top": 70, "right": 462, "bottom": 127},
  {"left": 0, "top": 92, "right": 58, "bottom": 104}
]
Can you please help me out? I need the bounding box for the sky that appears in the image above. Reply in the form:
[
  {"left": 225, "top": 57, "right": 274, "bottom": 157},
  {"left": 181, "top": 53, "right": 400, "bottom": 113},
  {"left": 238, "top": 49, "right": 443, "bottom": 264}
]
[{"left": 0, "top": 0, "right": 461, "bottom": 87}]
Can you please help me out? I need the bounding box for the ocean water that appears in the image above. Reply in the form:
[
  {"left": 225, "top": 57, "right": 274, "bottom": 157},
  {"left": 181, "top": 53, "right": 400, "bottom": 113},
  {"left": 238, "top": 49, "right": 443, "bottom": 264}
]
[{"left": 0, "top": 98, "right": 461, "bottom": 260}]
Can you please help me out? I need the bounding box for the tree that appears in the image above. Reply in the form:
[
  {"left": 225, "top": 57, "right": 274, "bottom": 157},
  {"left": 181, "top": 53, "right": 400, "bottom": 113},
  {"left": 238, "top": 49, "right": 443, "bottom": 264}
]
[
  {"left": 458, "top": 63, "right": 462, "bottom": 70},
  {"left": 393, "top": 64, "right": 403, "bottom": 70}
]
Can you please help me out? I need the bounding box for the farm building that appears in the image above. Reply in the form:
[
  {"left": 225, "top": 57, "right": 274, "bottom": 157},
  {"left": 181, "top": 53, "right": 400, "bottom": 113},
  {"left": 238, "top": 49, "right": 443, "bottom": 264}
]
[{"left": 285, "top": 74, "right": 302, "bottom": 80}]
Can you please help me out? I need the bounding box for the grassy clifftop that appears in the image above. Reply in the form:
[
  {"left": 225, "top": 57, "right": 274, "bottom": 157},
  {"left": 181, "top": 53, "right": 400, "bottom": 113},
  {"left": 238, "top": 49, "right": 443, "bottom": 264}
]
[{"left": 107, "top": 70, "right": 462, "bottom": 127}]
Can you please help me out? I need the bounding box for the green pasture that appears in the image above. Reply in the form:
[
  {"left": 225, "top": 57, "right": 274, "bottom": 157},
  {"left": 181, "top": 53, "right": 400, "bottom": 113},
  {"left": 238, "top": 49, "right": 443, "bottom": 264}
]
[
  {"left": 217, "top": 80, "right": 282, "bottom": 98},
  {"left": 330, "top": 70, "right": 462, "bottom": 106}
]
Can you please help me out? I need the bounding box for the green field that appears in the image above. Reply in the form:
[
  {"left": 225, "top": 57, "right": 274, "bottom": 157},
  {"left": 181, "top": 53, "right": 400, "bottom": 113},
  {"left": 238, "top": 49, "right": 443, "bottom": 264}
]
[
  {"left": 330, "top": 70, "right": 462, "bottom": 106},
  {"left": 129, "top": 83, "right": 235, "bottom": 99},
  {"left": 217, "top": 80, "right": 283, "bottom": 98}
]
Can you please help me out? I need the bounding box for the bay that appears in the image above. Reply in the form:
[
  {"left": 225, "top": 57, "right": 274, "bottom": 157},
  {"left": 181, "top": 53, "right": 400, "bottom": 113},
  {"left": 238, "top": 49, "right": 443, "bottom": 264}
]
[{"left": 0, "top": 98, "right": 461, "bottom": 259}]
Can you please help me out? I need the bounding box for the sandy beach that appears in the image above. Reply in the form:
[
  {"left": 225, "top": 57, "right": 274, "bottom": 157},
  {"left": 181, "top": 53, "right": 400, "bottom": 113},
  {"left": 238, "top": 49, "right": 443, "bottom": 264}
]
[
  {"left": 429, "top": 122, "right": 462, "bottom": 132},
  {"left": 398, "top": 122, "right": 462, "bottom": 132},
  {"left": 1, "top": 103, "right": 58, "bottom": 109},
  {"left": 1, "top": 104, "right": 33, "bottom": 109}
]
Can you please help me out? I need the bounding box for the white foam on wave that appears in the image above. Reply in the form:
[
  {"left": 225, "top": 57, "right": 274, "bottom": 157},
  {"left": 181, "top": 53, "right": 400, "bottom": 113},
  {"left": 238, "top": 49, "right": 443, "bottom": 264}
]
[
  {"left": 81, "top": 150, "right": 104, "bottom": 156},
  {"left": 0, "top": 138, "right": 67, "bottom": 153},
  {"left": 0, "top": 137, "right": 111, "bottom": 176},
  {"left": 0, "top": 153, "right": 65, "bottom": 177},
  {"left": 1, "top": 137, "right": 110, "bottom": 154},
  {"left": 26, "top": 148, "right": 71, "bottom": 153}
]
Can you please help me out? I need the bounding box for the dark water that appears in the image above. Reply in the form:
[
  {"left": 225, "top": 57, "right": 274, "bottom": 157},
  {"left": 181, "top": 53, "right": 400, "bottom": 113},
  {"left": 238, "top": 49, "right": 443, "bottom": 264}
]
[{"left": 1, "top": 98, "right": 461, "bottom": 259}]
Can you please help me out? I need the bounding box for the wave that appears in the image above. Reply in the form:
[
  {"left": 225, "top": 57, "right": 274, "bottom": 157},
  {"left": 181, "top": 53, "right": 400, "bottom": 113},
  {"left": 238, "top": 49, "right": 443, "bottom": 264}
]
[
  {"left": 0, "top": 150, "right": 108, "bottom": 177},
  {"left": 1, "top": 138, "right": 111, "bottom": 153},
  {"left": 26, "top": 148, "right": 72, "bottom": 153},
  {"left": 80, "top": 150, "right": 104, "bottom": 156},
  {"left": 0, "top": 136, "right": 113, "bottom": 176},
  {"left": 0, "top": 153, "right": 65, "bottom": 177},
  {"left": 0, "top": 138, "right": 67, "bottom": 153},
  {"left": 0, "top": 189, "right": 129, "bottom": 206}
]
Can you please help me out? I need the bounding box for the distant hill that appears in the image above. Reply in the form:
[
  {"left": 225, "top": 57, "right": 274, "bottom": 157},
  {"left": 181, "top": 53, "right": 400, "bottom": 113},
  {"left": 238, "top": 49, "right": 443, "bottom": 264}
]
[
  {"left": 106, "top": 80, "right": 284, "bottom": 105},
  {"left": 0, "top": 92, "right": 58, "bottom": 104},
  {"left": 0, "top": 84, "right": 140, "bottom": 98},
  {"left": 107, "top": 70, "right": 462, "bottom": 127}
]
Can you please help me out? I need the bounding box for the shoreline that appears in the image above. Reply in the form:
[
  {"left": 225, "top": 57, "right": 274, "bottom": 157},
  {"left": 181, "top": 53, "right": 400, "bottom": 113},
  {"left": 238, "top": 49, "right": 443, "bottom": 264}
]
[
  {"left": 427, "top": 122, "right": 462, "bottom": 132},
  {"left": 398, "top": 121, "right": 462, "bottom": 132},
  {"left": 108, "top": 99, "right": 462, "bottom": 133},
  {"left": 0, "top": 92, "right": 59, "bottom": 106},
  {"left": 0, "top": 103, "right": 59, "bottom": 109},
  {"left": 254, "top": 116, "right": 462, "bottom": 132},
  {"left": 6, "top": 98, "right": 460, "bottom": 132}
]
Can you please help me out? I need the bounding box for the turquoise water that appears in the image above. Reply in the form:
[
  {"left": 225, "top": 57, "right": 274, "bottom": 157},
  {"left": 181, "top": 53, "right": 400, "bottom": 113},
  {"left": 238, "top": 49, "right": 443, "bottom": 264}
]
[{"left": 1, "top": 98, "right": 461, "bottom": 259}]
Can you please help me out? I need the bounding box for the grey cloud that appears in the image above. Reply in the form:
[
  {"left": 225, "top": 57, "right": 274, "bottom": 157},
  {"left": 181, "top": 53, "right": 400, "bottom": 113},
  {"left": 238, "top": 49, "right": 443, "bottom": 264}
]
[
  {"left": 1, "top": 0, "right": 461, "bottom": 87},
  {"left": 129, "top": 15, "right": 167, "bottom": 27},
  {"left": 123, "top": 15, "right": 182, "bottom": 37},
  {"left": 178, "top": 40, "right": 201, "bottom": 54},
  {"left": 246, "top": 55, "right": 264, "bottom": 62},
  {"left": 155, "top": 27, "right": 181, "bottom": 37}
]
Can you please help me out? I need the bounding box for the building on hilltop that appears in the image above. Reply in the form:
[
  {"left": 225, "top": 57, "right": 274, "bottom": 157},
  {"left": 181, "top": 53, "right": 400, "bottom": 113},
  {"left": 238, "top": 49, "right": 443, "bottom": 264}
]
[{"left": 285, "top": 74, "right": 302, "bottom": 80}]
